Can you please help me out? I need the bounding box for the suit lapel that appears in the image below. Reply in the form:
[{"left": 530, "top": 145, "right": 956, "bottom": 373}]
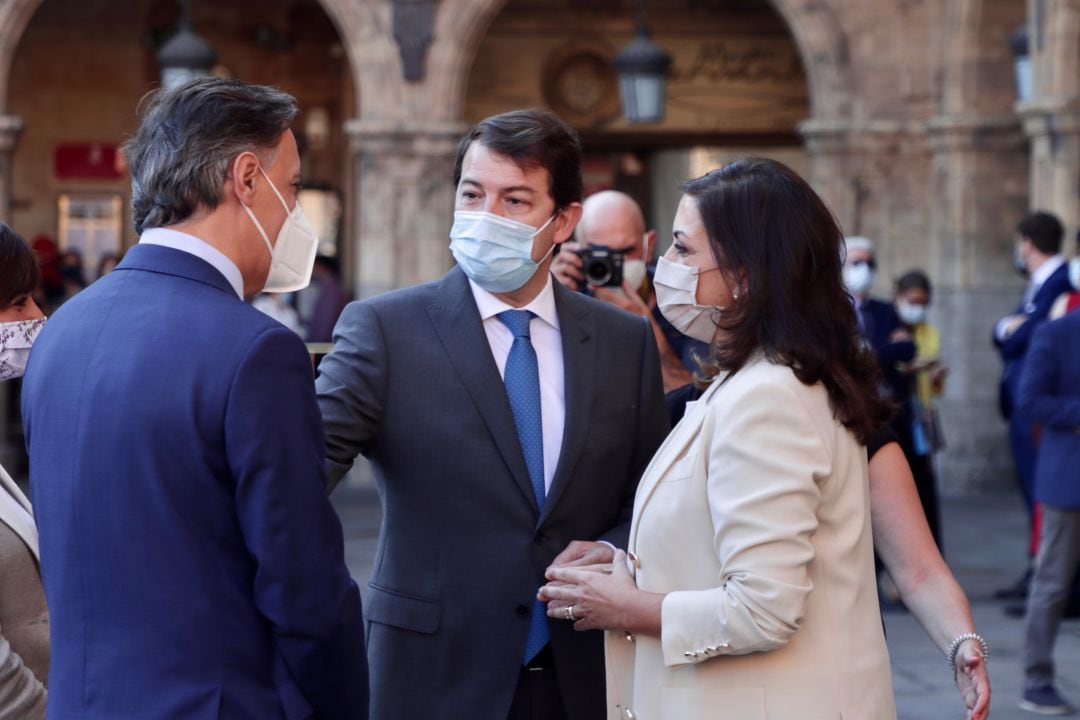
[
  {"left": 0, "top": 464, "right": 39, "bottom": 561},
  {"left": 539, "top": 282, "right": 595, "bottom": 526},
  {"left": 426, "top": 268, "right": 537, "bottom": 513}
]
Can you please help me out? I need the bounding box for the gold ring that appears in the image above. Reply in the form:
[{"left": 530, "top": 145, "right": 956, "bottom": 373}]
[{"left": 566, "top": 605, "right": 576, "bottom": 622}]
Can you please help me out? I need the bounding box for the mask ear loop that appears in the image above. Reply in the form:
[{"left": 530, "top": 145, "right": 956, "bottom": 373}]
[
  {"left": 532, "top": 210, "right": 561, "bottom": 266},
  {"left": 243, "top": 166, "right": 293, "bottom": 257}
]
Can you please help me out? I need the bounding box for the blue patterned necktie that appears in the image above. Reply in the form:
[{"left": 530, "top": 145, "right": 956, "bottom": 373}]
[{"left": 497, "top": 309, "right": 550, "bottom": 665}]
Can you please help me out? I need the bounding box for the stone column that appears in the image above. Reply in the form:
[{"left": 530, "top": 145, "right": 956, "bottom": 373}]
[
  {"left": 800, "top": 119, "right": 927, "bottom": 278},
  {"left": 1021, "top": 106, "right": 1080, "bottom": 253},
  {"left": 345, "top": 120, "right": 466, "bottom": 298},
  {"left": 0, "top": 114, "right": 22, "bottom": 223},
  {"left": 926, "top": 114, "right": 1029, "bottom": 491}
]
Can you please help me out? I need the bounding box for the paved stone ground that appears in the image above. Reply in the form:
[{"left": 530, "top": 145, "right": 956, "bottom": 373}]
[{"left": 332, "top": 460, "right": 1080, "bottom": 719}]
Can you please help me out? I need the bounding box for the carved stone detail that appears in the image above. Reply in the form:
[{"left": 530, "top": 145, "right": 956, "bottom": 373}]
[{"left": 393, "top": 0, "right": 435, "bottom": 82}]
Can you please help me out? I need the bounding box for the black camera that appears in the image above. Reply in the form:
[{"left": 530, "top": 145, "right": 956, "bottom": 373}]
[{"left": 577, "top": 245, "right": 625, "bottom": 287}]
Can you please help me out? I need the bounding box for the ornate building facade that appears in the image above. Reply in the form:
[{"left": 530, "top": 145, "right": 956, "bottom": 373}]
[{"left": 0, "top": 0, "right": 1077, "bottom": 490}]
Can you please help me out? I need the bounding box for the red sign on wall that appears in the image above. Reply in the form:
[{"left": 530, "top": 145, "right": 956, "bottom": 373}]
[{"left": 53, "top": 143, "right": 124, "bottom": 181}]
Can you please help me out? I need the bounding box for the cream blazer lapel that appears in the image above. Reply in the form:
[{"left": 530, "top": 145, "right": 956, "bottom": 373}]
[
  {"left": 0, "top": 463, "right": 38, "bottom": 562},
  {"left": 628, "top": 376, "right": 726, "bottom": 552}
]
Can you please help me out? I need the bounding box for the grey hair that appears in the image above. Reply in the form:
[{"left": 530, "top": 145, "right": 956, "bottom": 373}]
[{"left": 123, "top": 78, "right": 299, "bottom": 234}]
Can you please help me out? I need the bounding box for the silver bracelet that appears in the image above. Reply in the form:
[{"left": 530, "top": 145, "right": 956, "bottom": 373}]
[{"left": 946, "top": 632, "right": 988, "bottom": 669}]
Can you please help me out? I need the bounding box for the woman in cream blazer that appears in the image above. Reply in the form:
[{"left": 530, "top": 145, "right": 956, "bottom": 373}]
[{"left": 541, "top": 159, "right": 896, "bottom": 719}]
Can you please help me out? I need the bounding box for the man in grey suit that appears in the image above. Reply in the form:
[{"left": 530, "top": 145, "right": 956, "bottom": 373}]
[{"left": 316, "top": 109, "right": 668, "bottom": 719}]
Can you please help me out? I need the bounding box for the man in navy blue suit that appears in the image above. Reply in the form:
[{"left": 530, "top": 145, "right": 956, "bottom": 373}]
[
  {"left": 995, "top": 212, "right": 1072, "bottom": 519},
  {"left": 842, "top": 236, "right": 916, "bottom": 401},
  {"left": 1017, "top": 309, "right": 1080, "bottom": 714},
  {"left": 22, "top": 79, "right": 367, "bottom": 720}
]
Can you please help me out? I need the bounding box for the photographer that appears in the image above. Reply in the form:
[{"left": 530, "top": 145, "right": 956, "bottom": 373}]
[{"left": 551, "top": 190, "right": 699, "bottom": 391}]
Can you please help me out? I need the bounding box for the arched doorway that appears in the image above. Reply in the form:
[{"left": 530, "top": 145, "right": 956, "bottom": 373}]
[{"left": 460, "top": 0, "right": 816, "bottom": 242}]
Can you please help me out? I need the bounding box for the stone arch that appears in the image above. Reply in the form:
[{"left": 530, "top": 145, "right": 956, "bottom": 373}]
[
  {"left": 0, "top": 0, "right": 373, "bottom": 116},
  {"left": 425, "top": 0, "right": 855, "bottom": 125}
]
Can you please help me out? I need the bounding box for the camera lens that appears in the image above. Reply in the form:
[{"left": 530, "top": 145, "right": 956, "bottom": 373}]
[{"left": 585, "top": 260, "right": 611, "bottom": 286}]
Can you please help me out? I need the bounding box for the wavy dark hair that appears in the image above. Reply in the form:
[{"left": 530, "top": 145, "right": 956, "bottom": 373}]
[
  {"left": 0, "top": 222, "right": 40, "bottom": 309},
  {"left": 685, "top": 158, "right": 890, "bottom": 444}
]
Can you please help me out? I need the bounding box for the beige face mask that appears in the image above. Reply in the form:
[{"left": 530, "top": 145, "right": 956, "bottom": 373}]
[{"left": 654, "top": 256, "right": 721, "bottom": 344}]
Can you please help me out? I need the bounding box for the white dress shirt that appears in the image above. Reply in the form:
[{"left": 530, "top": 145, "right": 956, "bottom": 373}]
[
  {"left": 469, "top": 276, "right": 565, "bottom": 494},
  {"left": 140, "top": 228, "right": 245, "bottom": 299}
]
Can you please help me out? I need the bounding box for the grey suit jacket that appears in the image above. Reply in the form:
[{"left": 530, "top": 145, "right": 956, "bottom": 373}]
[
  {"left": 316, "top": 267, "right": 669, "bottom": 719},
  {"left": 0, "top": 464, "right": 47, "bottom": 720}
]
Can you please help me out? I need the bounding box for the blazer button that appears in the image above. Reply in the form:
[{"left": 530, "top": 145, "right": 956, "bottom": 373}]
[
  {"left": 534, "top": 532, "right": 546, "bottom": 545},
  {"left": 515, "top": 605, "right": 529, "bottom": 617}
]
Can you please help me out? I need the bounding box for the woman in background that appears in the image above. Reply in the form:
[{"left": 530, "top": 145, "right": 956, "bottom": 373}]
[
  {"left": 0, "top": 221, "right": 48, "bottom": 719},
  {"left": 893, "top": 269, "right": 947, "bottom": 550}
]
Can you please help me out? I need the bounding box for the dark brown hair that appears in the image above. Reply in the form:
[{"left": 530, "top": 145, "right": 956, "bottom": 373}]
[
  {"left": 684, "top": 158, "right": 890, "bottom": 444},
  {"left": 0, "top": 222, "right": 40, "bottom": 309},
  {"left": 1017, "top": 211, "right": 1064, "bottom": 255},
  {"left": 453, "top": 109, "right": 583, "bottom": 212},
  {"left": 895, "top": 269, "right": 932, "bottom": 298}
]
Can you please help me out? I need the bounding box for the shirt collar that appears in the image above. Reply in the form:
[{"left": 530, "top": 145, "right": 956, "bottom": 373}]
[
  {"left": 139, "top": 228, "right": 245, "bottom": 299},
  {"left": 1031, "top": 254, "right": 1066, "bottom": 289},
  {"left": 469, "top": 273, "right": 561, "bottom": 331}
]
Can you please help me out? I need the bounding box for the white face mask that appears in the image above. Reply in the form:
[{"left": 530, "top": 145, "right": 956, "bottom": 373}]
[
  {"left": 242, "top": 167, "right": 319, "bottom": 294},
  {"left": 654, "top": 255, "right": 721, "bottom": 344},
  {"left": 896, "top": 300, "right": 928, "bottom": 326},
  {"left": 1069, "top": 257, "right": 1080, "bottom": 291},
  {"left": 0, "top": 318, "right": 45, "bottom": 381},
  {"left": 843, "top": 261, "right": 876, "bottom": 296},
  {"left": 623, "top": 259, "right": 647, "bottom": 292},
  {"left": 449, "top": 210, "right": 556, "bottom": 293}
]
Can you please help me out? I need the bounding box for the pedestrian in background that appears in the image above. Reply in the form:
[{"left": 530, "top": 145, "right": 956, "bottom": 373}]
[
  {"left": 305, "top": 255, "right": 349, "bottom": 343},
  {"left": 1017, "top": 308, "right": 1080, "bottom": 715},
  {"left": 893, "top": 269, "right": 946, "bottom": 550},
  {"left": 994, "top": 211, "right": 1073, "bottom": 601},
  {"left": 0, "top": 222, "right": 48, "bottom": 720},
  {"left": 552, "top": 190, "right": 700, "bottom": 391}
]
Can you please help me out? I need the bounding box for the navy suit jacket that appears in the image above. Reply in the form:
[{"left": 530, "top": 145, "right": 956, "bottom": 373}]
[
  {"left": 22, "top": 244, "right": 368, "bottom": 720},
  {"left": 315, "top": 266, "right": 669, "bottom": 720},
  {"left": 996, "top": 263, "right": 1073, "bottom": 418},
  {"left": 858, "top": 297, "right": 915, "bottom": 401},
  {"left": 1018, "top": 311, "right": 1080, "bottom": 509}
]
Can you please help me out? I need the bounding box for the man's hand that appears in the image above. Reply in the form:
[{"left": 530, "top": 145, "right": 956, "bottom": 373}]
[
  {"left": 889, "top": 327, "right": 913, "bottom": 343},
  {"left": 999, "top": 314, "right": 1028, "bottom": 340},
  {"left": 552, "top": 241, "right": 584, "bottom": 290},
  {"left": 540, "top": 550, "right": 663, "bottom": 635},
  {"left": 593, "top": 281, "right": 651, "bottom": 320},
  {"left": 550, "top": 540, "right": 614, "bottom": 568}
]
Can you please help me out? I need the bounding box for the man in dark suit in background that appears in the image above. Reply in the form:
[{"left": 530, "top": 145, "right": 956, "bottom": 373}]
[
  {"left": 842, "top": 236, "right": 916, "bottom": 401},
  {"left": 1017, "top": 309, "right": 1080, "bottom": 715},
  {"left": 22, "top": 79, "right": 368, "bottom": 720},
  {"left": 316, "top": 110, "right": 669, "bottom": 719},
  {"left": 994, "top": 213, "right": 1072, "bottom": 599}
]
